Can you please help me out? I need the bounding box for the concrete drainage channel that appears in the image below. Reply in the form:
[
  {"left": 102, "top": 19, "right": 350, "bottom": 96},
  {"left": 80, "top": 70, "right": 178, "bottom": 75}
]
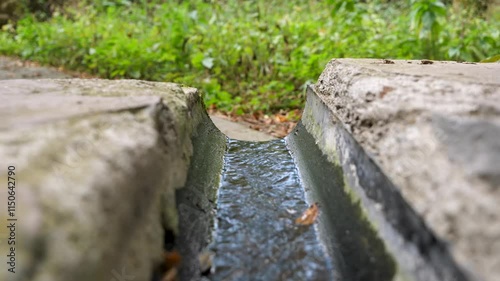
[
  {"left": 175, "top": 86, "right": 469, "bottom": 281},
  {"left": 172, "top": 59, "right": 500, "bottom": 281},
  {"left": 1, "top": 59, "right": 498, "bottom": 281}
]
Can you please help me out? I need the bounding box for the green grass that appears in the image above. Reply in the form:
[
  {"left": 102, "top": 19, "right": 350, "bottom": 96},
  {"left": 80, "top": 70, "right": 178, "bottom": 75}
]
[{"left": 0, "top": 0, "right": 498, "bottom": 114}]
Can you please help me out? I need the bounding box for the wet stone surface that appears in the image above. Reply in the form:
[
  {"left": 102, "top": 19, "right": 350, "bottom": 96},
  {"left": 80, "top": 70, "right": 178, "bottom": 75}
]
[{"left": 210, "top": 139, "right": 334, "bottom": 281}]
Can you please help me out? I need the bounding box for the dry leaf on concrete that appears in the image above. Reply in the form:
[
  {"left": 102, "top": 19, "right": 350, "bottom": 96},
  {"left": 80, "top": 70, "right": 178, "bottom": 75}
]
[
  {"left": 162, "top": 250, "right": 182, "bottom": 281},
  {"left": 164, "top": 250, "right": 182, "bottom": 269},
  {"left": 162, "top": 268, "right": 178, "bottom": 281}
]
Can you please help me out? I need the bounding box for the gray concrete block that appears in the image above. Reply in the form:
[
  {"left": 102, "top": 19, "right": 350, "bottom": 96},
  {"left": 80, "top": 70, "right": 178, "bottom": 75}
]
[
  {"left": 0, "top": 79, "right": 209, "bottom": 281},
  {"left": 312, "top": 59, "right": 500, "bottom": 281}
]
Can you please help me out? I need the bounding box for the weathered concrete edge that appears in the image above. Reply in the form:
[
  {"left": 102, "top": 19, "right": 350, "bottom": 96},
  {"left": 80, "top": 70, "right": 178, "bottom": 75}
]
[
  {"left": 299, "top": 85, "right": 472, "bottom": 281},
  {"left": 287, "top": 122, "right": 399, "bottom": 280},
  {"left": 312, "top": 58, "right": 500, "bottom": 281},
  {"left": 0, "top": 80, "right": 217, "bottom": 281},
  {"left": 175, "top": 93, "right": 227, "bottom": 280}
]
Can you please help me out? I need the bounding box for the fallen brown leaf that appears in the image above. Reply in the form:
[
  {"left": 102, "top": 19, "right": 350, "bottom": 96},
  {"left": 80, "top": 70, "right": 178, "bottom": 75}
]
[
  {"left": 162, "top": 268, "right": 177, "bottom": 281},
  {"left": 165, "top": 250, "right": 182, "bottom": 270},
  {"left": 295, "top": 202, "right": 319, "bottom": 226},
  {"left": 161, "top": 250, "right": 182, "bottom": 281}
]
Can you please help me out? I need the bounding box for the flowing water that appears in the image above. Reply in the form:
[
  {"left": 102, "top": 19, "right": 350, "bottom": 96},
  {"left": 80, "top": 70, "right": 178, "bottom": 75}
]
[
  {"left": 175, "top": 115, "right": 463, "bottom": 281},
  {"left": 176, "top": 122, "right": 397, "bottom": 281},
  {"left": 210, "top": 139, "right": 334, "bottom": 281}
]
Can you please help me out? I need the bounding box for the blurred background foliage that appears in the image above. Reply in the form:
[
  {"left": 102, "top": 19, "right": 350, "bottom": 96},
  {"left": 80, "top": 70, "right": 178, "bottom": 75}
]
[{"left": 0, "top": 0, "right": 498, "bottom": 114}]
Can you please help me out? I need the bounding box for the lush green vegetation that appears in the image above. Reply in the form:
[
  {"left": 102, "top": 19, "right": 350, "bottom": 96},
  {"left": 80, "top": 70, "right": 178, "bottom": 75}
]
[{"left": 1, "top": 0, "right": 498, "bottom": 114}]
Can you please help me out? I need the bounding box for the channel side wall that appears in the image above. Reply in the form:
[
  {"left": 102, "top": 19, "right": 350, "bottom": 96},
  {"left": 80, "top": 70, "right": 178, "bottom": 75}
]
[{"left": 309, "top": 59, "right": 500, "bottom": 281}]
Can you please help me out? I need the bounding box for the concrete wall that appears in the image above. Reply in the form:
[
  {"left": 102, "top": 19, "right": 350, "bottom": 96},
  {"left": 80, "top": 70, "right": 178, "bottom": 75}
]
[
  {"left": 0, "top": 79, "right": 212, "bottom": 281},
  {"left": 310, "top": 59, "right": 500, "bottom": 281}
]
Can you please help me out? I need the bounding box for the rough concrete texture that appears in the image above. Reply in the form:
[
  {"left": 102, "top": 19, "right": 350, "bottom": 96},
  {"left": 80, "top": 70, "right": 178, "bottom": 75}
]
[
  {"left": 0, "top": 79, "right": 209, "bottom": 281},
  {"left": 314, "top": 59, "right": 500, "bottom": 281}
]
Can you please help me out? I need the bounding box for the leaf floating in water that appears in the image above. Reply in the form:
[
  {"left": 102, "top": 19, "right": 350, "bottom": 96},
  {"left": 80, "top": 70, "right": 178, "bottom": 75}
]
[{"left": 295, "top": 202, "right": 319, "bottom": 226}]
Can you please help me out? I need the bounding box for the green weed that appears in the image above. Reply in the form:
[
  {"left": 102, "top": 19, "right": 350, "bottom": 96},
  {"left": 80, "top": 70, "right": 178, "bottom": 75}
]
[{"left": 0, "top": 0, "right": 498, "bottom": 114}]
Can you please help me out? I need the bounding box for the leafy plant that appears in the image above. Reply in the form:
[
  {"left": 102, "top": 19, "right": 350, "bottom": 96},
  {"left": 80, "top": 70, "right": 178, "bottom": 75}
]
[
  {"left": 410, "top": 0, "right": 447, "bottom": 59},
  {"left": 0, "top": 0, "right": 498, "bottom": 114}
]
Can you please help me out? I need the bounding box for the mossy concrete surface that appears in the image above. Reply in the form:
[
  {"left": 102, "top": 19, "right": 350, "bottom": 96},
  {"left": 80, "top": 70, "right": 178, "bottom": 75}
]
[
  {"left": 313, "top": 59, "right": 500, "bottom": 281},
  {"left": 0, "top": 79, "right": 210, "bottom": 281}
]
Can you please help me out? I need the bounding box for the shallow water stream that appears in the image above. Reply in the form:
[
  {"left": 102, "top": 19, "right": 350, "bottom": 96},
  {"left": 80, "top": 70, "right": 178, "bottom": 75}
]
[
  {"left": 176, "top": 122, "right": 397, "bottom": 281},
  {"left": 210, "top": 139, "right": 334, "bottom": 280}
]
